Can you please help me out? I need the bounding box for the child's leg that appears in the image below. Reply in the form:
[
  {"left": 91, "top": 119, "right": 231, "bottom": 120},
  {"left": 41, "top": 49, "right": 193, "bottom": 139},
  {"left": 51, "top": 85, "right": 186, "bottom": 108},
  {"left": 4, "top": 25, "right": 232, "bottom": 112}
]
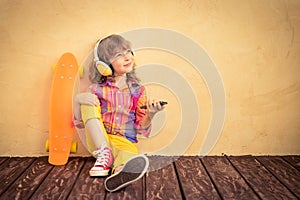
[
  {"left": 80, "top": 104, "right": 113, "bottom": 176},
  {"left": 104, "top": 135, "right": 149, "bottom": 192},
  {"left": 80, "top": 104, "right": 109, "bottom": 151},
  {"left": 85, "top": 118, "right": 107, "bottom": 149},
  {"left": 108, "top": 134, "right": 139, "bottom": 169}
]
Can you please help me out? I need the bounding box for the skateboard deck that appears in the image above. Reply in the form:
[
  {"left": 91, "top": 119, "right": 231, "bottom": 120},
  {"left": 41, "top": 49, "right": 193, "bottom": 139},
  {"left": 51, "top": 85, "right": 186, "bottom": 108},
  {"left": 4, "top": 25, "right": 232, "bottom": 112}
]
[{"left": 48, "top": 52, "right": 79, "bottom": 165}]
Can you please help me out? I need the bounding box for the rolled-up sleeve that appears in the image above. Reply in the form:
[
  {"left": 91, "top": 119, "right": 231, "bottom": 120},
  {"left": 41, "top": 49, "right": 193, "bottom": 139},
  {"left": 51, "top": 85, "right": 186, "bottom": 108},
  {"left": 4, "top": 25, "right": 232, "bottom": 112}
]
[{"left": 134, "top": 87, "right": 152, "bottom": 138}]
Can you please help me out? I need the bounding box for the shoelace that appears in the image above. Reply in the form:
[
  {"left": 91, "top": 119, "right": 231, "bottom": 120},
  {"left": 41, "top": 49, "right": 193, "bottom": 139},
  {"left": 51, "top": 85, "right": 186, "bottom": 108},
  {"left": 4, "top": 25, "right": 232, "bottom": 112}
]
[{"left": 94, "top": 147, "right": 111, "bottom": 166}]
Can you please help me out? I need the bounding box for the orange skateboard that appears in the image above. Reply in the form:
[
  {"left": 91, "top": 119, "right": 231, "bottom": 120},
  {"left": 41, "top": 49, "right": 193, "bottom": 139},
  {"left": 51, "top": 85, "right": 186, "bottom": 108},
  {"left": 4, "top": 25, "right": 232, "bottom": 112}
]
[{"left": 48, "top": 52, "right": 80, "bottom": 165}]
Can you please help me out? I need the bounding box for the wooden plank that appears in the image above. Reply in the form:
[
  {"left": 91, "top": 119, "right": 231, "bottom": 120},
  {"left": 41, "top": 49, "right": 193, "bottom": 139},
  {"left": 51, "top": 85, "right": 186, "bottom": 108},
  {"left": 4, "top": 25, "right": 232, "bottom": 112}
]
[
  {"left": 0, "top": 157, "right": 53, "bottom": 200},
  {"left": 69, "top": 156, "right": 145, "bottom": 200},
  {"left": 105, "top": 177, "right": 144, "bottom": 200},
  {"left": 31, "top": 157, "right": 85, "bottom": 199},
  {"left": 0, "top": 157, "right": 9, "bottom": 166},
  {"left": 256, "top": 156, "right": 300, "bottom": 199},
  {"left": 202, "top": 156, "right": 259, "bottom": 200},
  {"left": 67, "top": 157, "right": 106, "bottom": 200},
  {"left": 2, "top": 155, "right": 299, "bottom": 199},
  {"left": 228, "top": 156, "right": 298, "bottom": 200},
  {"left": 0, "top": 157, "right": 36, "bottom": 196},
  {"left": 174, "top": 156, "right": 221, "bottom": 200},
  {"left": 145, "top": 156, "right": 182, "bottom": 200},
  {"left": 282, "top": 156, "right": 300, "bottom": 171}
]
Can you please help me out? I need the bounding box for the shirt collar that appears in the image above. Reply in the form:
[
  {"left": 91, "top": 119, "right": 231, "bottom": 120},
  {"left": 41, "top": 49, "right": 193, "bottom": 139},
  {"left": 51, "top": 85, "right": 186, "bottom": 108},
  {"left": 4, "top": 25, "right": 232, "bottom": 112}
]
[
  {"left": 99, "top": 79, "right": 113, "bottom": 87},
  {"left": 99, "top": 77, "right": 139, "bottom": 88}
]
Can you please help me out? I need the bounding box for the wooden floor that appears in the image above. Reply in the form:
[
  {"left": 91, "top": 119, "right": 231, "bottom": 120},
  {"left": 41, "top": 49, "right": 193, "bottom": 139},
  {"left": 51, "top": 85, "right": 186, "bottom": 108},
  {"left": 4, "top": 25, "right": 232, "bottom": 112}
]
[{"left": 0, "top": 156, "right": 299, "bottom": 200}]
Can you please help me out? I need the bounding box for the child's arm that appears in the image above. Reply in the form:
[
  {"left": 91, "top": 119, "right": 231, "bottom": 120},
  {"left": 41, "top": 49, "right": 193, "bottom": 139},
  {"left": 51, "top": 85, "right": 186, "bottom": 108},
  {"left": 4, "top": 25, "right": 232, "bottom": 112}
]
[
  {"left": 135, "top": 86, "right": 166, "bottom": 137},
  {"left": 73, "top": 86, "right": 100, "bottom": 127},
  {"left": 140, "top": 99, "right": 166, "bottom": 128}
]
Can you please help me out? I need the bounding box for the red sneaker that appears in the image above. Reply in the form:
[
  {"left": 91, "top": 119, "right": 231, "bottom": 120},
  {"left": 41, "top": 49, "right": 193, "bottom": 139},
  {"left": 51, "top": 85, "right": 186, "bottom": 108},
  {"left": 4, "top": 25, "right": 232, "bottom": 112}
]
[{"left": 89, "top": 143, "right": 114, "bottom": 177}]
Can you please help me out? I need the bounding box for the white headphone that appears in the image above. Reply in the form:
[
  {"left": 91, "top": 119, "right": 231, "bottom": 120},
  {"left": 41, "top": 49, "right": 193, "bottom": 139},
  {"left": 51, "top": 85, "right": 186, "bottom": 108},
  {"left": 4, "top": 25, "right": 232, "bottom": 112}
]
[
  {"left": 93, "top": 37, "right": 136, "bottom": 76},
  {"left": 93, "top": 39, "right": 113, "bottom": 76}
]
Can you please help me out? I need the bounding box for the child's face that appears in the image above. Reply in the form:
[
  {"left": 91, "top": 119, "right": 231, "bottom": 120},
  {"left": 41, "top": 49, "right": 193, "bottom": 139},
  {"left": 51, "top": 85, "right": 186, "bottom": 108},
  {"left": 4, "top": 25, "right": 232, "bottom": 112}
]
[{"left": 110, "top": 49, "right": 134, "bottom": 76}]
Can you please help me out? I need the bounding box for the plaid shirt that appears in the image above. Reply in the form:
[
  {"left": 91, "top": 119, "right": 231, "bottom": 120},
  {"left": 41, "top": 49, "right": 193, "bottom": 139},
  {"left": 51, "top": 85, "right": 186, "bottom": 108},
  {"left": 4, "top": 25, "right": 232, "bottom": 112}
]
[{"left": 89, "top": 79, "right": 151, "bottom": 143}]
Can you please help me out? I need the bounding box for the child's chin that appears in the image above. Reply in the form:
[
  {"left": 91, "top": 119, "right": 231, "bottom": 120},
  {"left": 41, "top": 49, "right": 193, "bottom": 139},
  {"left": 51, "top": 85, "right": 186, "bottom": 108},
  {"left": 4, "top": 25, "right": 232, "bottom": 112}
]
[{"left": 125, "top": 66, "right": 133, "bottom": 72}]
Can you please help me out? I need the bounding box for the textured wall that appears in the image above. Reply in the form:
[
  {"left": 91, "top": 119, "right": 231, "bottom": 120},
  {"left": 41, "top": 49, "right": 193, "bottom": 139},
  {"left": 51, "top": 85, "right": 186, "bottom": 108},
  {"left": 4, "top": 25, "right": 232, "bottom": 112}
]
[{"left": 0, "top": 0, "right": 299, "bottom": 156}]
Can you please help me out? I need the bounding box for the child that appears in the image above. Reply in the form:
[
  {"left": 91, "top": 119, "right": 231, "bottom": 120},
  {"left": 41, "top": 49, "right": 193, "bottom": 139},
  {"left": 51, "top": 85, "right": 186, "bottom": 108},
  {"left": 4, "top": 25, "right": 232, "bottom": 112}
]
[{"left": 73, "top": 34, "right": 165, "bottom": 192}]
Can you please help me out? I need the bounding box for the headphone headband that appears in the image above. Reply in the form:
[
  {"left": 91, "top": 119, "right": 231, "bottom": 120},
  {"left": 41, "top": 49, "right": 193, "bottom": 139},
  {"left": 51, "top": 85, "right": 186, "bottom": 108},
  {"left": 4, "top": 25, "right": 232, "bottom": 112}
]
[{"left": 93, "top": 39, "right": 102, "bottom": 63}]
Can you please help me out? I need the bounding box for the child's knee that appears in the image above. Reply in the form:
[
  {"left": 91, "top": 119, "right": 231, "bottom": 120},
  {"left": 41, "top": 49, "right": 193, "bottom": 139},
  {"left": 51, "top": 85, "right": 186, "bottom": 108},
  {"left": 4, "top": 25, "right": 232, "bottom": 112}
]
[{"left": 80, "top": 105, "right": 101, "bottom": 123}]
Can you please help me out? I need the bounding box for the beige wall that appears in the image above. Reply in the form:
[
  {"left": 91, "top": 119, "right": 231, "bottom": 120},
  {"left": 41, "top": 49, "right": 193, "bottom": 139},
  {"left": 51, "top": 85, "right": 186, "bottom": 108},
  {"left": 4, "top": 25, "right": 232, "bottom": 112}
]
[{"left": 0, "top": 0, "right": 299, "bottom": 156}]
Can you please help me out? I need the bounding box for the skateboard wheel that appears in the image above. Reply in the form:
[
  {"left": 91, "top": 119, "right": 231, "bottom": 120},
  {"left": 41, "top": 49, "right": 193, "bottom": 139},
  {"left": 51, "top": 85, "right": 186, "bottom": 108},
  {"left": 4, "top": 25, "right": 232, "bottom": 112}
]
[
  {"left": 45, "top": 139, "right": 50, "bottom": 151},
  {"left": 79, "top": 66, "right": 84, "bottom": 78},
  {"left": 52, "top": 64, "right": 57, "bottom": 73},
  {"left": 70, "top": 141, "right": 77, "bottom": 153}
]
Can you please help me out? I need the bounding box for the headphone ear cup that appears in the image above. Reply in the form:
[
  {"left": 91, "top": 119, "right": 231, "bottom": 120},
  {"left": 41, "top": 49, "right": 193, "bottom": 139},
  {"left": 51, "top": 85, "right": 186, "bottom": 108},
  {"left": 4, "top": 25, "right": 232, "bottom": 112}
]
[
  {"left": 131, "top": 50, "right": 136, "bottom": 65},
  {"left": 96, "top": 61, "right": 112, "bottom": 76},
  {"left": 133, "top": 56, "right": 137, "bottom": 65},
  {"left": 94, "top": 39, "right": 112, "bottom": 76}
]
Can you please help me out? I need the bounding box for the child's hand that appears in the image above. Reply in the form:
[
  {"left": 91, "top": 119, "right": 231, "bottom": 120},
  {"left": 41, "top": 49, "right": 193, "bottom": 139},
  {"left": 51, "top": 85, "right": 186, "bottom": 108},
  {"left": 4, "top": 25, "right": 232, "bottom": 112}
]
[
  {"left": 76, "top": 93, "right": 100, "bottom": 106},
  {"left": 147, "top": 99, "right": 165, "bottom": 115}
]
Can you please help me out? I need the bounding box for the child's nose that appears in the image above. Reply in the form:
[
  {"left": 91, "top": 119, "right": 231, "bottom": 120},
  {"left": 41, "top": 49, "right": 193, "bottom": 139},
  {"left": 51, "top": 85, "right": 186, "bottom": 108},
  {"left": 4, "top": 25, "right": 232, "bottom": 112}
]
[{"left": 123, "top": 53, "right": 131, "bottom": 60}]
